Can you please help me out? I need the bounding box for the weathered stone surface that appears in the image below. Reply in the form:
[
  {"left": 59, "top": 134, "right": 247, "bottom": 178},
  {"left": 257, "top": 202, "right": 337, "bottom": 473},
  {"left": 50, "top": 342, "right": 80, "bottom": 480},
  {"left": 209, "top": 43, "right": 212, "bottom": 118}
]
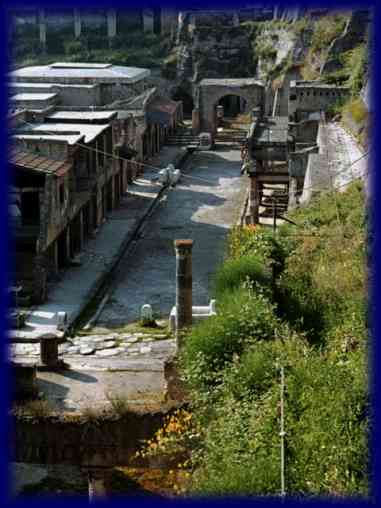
[
  {"left": 125, "top": 337, "right": 139, "bottom": 344},
  {"left": 80, "top": 346, "right": 95, "bottom": 355},
  {"left": 99, "top": 341, "right": 117, "bottom": 349},
  {"left": 66, "top": 346, "right": 80, "bottom": 354},
  {"left": 140, "top": 346, "right": 152, "bottom": 354},
  {"left": 95, "top": 348, "right": 123, "bottom": 357},
  {"left": 175, "top": 10, "right": 255, "bottom": 89}
]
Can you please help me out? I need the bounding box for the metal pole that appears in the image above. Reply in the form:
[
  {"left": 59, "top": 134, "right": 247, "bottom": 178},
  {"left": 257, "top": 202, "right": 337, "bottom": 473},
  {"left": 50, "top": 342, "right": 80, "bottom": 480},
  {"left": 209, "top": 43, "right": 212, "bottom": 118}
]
[{"left": 280, "top": 366, "right": 286, "bottom": 497}]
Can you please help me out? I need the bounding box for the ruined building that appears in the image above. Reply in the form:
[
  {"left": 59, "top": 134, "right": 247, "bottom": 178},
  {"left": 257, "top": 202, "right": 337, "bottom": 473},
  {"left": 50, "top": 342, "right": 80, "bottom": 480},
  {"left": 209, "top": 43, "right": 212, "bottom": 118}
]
[{"left": 9, "top": 62, "right": 182, "bottom": 305}]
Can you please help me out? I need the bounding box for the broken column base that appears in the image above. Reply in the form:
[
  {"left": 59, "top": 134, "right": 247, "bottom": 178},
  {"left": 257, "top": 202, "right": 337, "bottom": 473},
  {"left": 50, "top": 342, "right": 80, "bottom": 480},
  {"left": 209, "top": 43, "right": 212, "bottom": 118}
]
[{"left": 169, "top": 299, "right": 217, "bottom": 333}]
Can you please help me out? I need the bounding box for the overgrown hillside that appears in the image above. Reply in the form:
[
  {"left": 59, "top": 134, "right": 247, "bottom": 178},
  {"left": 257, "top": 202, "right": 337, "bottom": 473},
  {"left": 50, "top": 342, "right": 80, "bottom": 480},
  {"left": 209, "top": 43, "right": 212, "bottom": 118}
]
[{"left": 142, "top": 181, "right": 369, "bottom": 497}]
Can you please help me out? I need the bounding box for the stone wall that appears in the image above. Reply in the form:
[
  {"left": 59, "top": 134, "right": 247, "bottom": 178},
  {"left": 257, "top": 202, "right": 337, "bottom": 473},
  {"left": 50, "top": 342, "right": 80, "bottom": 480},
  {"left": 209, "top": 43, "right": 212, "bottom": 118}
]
[
  {"left": 288, "top": 82, "right": 349, "bottom": 120},
  {"left": 12, "top": 406, "right": 178, "bottom": 468}
]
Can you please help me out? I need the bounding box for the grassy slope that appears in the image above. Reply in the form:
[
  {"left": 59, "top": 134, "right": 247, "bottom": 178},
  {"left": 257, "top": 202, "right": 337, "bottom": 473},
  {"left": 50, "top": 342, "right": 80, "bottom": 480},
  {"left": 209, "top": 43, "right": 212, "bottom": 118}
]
[{"left": 179, "top": 182, "right": 368, "bottom": 497}]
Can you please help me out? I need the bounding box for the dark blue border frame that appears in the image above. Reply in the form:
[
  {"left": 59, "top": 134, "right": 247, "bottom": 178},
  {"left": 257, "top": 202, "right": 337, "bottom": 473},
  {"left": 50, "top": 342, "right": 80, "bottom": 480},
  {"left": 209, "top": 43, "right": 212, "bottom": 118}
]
[{"left": 0, "top": 0, "right": 379, "bottom": 506}]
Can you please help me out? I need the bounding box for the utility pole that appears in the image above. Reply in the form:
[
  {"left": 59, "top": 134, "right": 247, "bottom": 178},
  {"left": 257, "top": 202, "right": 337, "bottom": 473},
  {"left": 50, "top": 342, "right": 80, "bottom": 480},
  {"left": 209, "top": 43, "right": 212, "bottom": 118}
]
[{"left": 280, "top": 366, "right": 286, "bottom": 498}]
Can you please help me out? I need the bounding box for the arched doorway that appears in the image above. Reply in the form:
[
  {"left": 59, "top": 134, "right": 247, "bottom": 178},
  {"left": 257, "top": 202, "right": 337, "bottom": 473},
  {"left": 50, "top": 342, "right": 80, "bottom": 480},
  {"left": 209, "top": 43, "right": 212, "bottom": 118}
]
[
  {"left": 172, "top": 87, "right": 194, "bottom": 119},
  {"left": 198, "top": 79, "right": 265, "bottom": 134}
]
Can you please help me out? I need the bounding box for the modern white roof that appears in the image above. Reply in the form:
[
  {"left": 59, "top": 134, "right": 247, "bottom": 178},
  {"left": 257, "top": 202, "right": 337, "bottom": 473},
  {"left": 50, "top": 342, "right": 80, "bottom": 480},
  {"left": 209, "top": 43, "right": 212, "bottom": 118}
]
[
  {"left": 47, "top": 111, "right": 117, "bottom": 122},
  {"left": 11, "top": 62, "right": 151, "bottom": 84},
  {"left": 11, "top": 93, "right": 58, "bottom": 101},
  {"left": 15, "top": 122, "right": 110, "bottom": 144},
  {"left": 9, "top": 82, "right": 99, "bottom": 90},
  {"left": 10, "top": 82, "right": 56, "bottom": 89},
  {"left": 51, "top": 62, "right": 112, "bottom": 69},
  {"left": 13, "top": 133, "right": 84, "bottom": 145}
]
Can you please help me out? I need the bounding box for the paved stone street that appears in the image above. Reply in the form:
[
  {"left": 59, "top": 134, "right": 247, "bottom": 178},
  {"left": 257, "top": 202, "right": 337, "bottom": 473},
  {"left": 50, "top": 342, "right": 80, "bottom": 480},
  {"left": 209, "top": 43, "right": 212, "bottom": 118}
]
[
  {"left": 97, "top": 146, "right": 247, "bottom": 326},
  {"left": 325, "top": 121, "right": 368, "bottom": 189},
  {"left": 11, "top": 328, "right": 176, "bottom": 411}
]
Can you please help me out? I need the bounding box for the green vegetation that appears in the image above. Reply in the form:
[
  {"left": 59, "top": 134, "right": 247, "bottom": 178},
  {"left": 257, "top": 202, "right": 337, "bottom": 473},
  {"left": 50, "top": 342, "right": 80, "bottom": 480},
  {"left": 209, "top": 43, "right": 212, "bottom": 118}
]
[
  {"left": 310, "top": 15, "right": 348, "bottom": 54},
  {"left": 14, "top": 28, "right": 172, "bottom": 69},
  {"left": 301, "top": 13, "right": 349, "bottom": 81},
  {"left": 142, "top": 182, "right": 368, "bottom": 497}
]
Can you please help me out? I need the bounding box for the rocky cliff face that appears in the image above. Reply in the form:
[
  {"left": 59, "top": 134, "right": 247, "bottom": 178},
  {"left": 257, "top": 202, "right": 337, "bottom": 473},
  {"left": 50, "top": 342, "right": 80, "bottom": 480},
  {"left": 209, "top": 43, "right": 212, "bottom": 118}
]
[
  {"left": 175, "top": 11, "right": 255, "bottom": 86},
  {"left": 321, "top": 10, "right": 370, "bottom": 74}
]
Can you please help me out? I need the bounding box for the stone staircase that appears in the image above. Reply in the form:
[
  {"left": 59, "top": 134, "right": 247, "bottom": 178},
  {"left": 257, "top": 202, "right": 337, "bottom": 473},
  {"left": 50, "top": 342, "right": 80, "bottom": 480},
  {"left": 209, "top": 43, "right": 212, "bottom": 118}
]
[
  {"left": 165, "top": 126, "right": 199, "bottom": 147},
  {"left": 259, "top": 187, "right": 289, "bottom": 218},
  {"left": 214, "top": 128, "right": 248, "bottom": 144}
]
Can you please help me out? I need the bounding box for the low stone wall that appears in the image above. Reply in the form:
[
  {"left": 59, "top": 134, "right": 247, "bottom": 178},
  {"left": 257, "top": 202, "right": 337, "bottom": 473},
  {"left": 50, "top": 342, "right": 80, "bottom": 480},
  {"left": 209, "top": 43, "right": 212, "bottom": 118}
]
[{"left": 12, "top": 404, "right": 180, "bottom": 468}]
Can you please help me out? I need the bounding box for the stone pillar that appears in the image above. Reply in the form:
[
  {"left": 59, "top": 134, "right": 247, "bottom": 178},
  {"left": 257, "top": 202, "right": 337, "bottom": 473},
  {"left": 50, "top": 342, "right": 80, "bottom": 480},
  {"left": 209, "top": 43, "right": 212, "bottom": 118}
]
[
  {"left": 107, "top": 9, "right": 117, "bottom": 40},
  {"left": 65, "top": 226, "right": 71, "bottom": 262},
  {"left": 74, "top": 9, "right": 82, "bottom": 39},
  {"left": 79, "top": 209, "right": 84, "bottom": 250},
  {"left": 192, "top": 109, "right": 200, "bottom": 135},
  {"left": 248, "top": 175, "right": 260, "bottom": 224},
  {"left": 51, "top": 240, "right": 59, "bottom": 276},
  {"left": 161, "top": 8, "right": 177, "bottom": 37},
  {"left": 32, "top": 254, "right": 47, "bottom": 304},
  {"left": 40, "top": 333, "right": 59, "bottom": 368},
  {"left": 88, "top": 468, "right": 108, "bottom": 501},
  {"left": 143, "top": 9, "right": 154, "bottom": 33},
  {"left": 38, "top": 9, "right": 47, "bottom": 50},
  {"left": 174, "top": 240, "right": 193, "bottom": 345}
]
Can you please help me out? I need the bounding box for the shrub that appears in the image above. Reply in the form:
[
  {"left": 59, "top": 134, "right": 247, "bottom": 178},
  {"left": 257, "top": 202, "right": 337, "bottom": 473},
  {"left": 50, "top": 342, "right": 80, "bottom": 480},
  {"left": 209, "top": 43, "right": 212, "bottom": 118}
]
[
  {"left": 213, "top": 253, "right": 270, "bottom": 298},
  {"left": 343, "top": 44, "right": 368, "bottom": 95},
  {"left": 343, "top": 97, "right": 368, "bottom": 124},
  {"left": 181, "top": 288, "right": 281, "bottom": 392}
]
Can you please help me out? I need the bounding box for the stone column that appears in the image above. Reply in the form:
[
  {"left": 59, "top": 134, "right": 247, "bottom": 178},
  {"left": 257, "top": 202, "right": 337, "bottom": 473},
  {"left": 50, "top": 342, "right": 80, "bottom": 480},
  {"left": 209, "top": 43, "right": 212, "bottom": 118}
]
[
  {"left": 107, "top": 9, "right": 117, "bottom": 41},
  {"left": 32, "top": 254, "right": 47, "bottom": 304},
  {"left": 174, "top": 240, "right": 193, "bottom": 346},
  {"left": 65, "top": 226, "right": 71, "bottom": 262},
  {"left": 79, "top": 209, "right": 84, "bottom": 250},
  {"left": 143, "top": 9, "right": 154, "bottom": 33},
  {"left": 52, "top": 240, "right": 59, "bottom": 276},
  {"left": 192, "top": 109, "right": 200, "bottom": 135},
  {"left": 248, "top": 175, "right": 260, "bottom": 224},
  {"left": 74, "top": 9, "right": 82, "bottom": 39},
  {"left": 38, "top": 9, "right": 47, "bottom": 51}
]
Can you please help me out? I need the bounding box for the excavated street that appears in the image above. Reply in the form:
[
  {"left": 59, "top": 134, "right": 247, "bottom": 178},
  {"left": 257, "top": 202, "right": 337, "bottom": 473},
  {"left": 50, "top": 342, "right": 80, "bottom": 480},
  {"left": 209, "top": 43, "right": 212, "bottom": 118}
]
[{"left": 97, "top": 146, "right": 247, "bottom": 326}]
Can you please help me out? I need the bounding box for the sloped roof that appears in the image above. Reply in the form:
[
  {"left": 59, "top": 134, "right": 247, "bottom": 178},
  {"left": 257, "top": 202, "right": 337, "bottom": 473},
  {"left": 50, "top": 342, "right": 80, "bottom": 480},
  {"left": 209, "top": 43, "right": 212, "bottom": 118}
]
[{"left": 10, "top": 150, "right": 72, "bottom": 176}]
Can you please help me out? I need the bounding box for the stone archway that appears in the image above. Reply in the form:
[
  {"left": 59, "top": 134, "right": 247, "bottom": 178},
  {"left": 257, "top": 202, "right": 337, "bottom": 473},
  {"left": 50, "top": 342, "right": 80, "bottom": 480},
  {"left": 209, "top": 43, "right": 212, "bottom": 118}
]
[{"left": 197, "top": 78, "right": 265, "bottom": 134}]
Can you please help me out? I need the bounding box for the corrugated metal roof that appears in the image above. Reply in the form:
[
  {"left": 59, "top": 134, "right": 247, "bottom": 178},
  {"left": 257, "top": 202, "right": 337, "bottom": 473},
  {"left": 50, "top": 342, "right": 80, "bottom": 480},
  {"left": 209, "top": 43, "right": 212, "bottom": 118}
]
[{"left": 10, "top": 150, "right": 72, "bottom": 176}]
